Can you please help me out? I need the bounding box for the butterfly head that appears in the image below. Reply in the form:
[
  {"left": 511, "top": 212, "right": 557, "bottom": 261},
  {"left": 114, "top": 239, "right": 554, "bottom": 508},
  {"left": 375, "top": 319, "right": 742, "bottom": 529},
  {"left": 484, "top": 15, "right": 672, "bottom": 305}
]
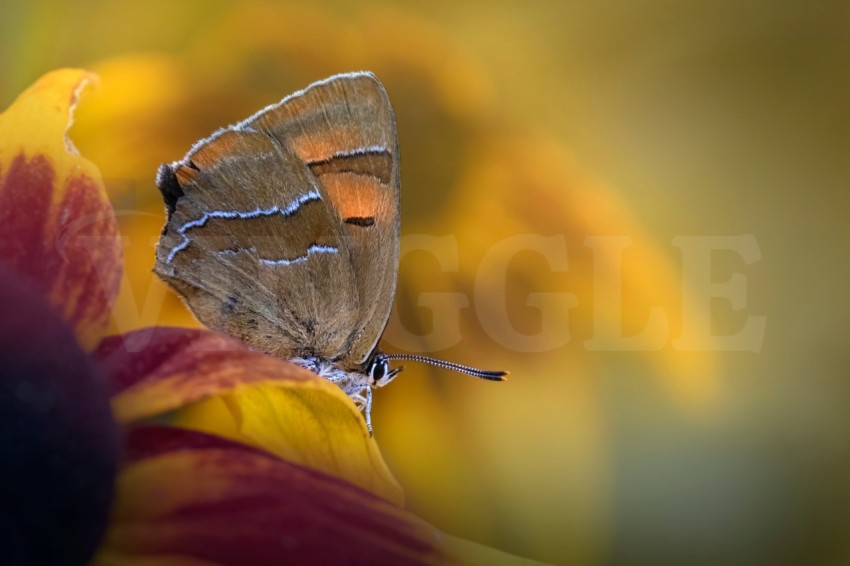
[{"left": 366, "top": 351, "right": 403, "bottom": 388}]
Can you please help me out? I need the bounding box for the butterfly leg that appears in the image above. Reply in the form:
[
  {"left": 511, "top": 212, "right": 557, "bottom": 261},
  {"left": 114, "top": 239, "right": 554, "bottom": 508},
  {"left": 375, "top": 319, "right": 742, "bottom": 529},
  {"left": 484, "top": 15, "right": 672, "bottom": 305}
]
[
  {"left": 346, "top": 385, "right": 372, "bottom": 436},
  {"left": 350, "top": 392, "right": 366, "bottom": 409},
  {"left": 363, "top": 386, "right": 374, "bottom": 435}
]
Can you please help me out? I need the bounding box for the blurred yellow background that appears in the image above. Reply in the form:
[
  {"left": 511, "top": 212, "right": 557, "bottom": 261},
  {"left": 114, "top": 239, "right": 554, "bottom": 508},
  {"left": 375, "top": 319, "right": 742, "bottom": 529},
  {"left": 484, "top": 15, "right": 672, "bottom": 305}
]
[{"left": 3, "top": 1, "right": 848, "bottom": 564}]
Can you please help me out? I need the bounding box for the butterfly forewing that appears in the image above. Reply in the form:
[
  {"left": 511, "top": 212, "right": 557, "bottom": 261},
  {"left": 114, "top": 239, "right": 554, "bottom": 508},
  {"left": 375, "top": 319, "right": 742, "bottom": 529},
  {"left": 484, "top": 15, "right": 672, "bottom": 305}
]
[
  {"left": 155, "top": 117, "right": 362, "bottom": 359},
  {"left": 252, "top": 72, "right": 401, "bottom": 367},
  {"left": 154, "top": 72, "right": 400, "bottom": 368}
]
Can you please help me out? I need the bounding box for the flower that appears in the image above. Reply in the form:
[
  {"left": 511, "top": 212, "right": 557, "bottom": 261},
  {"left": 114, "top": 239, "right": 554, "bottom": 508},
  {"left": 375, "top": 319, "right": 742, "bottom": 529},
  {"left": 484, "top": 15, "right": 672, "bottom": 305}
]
[
  {"left": 0, "top": 263, "right": 119, "bottom": 564},
  {"left": 0, "top": 68, "right": 122, "bottom": 565},
  {"left": 0, "top": 69, "right": 545, "bottom": 564},
  {"left": 61, "top": 11, "right": 716, "bottom": 556}
]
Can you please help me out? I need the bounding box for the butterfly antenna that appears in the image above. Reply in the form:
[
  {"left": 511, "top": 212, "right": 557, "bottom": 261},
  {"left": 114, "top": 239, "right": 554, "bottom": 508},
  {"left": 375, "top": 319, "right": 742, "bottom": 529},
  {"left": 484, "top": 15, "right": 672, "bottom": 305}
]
[{"left": 382, "top": 353, "right": 508, "bottom": 381}]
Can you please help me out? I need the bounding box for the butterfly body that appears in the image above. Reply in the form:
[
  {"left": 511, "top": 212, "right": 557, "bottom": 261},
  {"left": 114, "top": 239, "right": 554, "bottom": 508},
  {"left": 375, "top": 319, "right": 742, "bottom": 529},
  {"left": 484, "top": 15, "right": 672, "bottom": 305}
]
[
  {"left": 155, "top": 72, "right": 400, "bottom": 429},
  {"left": 155, "top": 72, "right": 504, "bottom": 433}
]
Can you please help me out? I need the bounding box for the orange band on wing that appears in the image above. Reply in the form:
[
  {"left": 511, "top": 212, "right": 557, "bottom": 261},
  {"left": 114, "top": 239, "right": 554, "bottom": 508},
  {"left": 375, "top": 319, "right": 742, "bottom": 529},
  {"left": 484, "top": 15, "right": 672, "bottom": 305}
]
[{"left": 315, "top": 172, "right": 395, "bottom": 221}]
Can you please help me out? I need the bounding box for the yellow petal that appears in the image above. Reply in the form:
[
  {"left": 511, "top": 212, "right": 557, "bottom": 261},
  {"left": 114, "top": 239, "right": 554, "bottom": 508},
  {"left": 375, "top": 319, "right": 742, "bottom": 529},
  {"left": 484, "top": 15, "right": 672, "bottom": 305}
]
[
  {"left": 0, "top": 69, "right": 122, "bottom": 349},
  {"left": 173, "top": 382, "right": 405, "bottom": 507},
  {"left": 96, "top": 327, "right": 403, "bottom": 506},
  {"left": 93, "top": 426, "right": 546, "bottom": 566}
]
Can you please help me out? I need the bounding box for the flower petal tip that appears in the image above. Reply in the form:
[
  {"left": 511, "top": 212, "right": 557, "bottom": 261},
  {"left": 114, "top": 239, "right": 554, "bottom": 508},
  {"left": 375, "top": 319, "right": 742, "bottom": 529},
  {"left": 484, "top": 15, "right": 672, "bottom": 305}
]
[{"left": 0, "top": 69, "right": 121, "bottom": 350}]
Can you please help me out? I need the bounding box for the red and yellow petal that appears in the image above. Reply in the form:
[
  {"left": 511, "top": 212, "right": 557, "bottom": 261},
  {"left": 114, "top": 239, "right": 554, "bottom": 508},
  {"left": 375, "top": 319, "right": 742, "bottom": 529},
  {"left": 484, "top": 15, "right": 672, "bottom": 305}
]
[
  {"left": 95, "top": 327, "right": 403, "bottom": 506},
  {"left": 0, "top": 69, "right": 122, "bottom": 350},
  {"left": 93, "top": 426, "right": 540, "bottom": 566}
]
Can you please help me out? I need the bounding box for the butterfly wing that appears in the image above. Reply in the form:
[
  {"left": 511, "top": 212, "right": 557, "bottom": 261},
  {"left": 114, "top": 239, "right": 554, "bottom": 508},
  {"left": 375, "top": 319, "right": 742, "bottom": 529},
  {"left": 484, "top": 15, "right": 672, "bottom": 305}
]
[
  {"left": 252, "top": 72, "right": 400, "bottom": 368},
  {"left": 154, "top": 129, "right": 361, "bottom": 359},
  {"left": 155, "top": 72, "right": 399, "bottom": 367}
]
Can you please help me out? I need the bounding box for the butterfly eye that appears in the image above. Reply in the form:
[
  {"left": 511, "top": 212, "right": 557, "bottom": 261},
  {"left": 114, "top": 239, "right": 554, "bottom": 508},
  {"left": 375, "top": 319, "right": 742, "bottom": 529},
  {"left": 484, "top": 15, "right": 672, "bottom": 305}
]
[
  {"left": 368, "top": 354, "right": 402, "bottom": 388},
  {"left": 369, "top": 355, "right": 388, "bottom": 383}
]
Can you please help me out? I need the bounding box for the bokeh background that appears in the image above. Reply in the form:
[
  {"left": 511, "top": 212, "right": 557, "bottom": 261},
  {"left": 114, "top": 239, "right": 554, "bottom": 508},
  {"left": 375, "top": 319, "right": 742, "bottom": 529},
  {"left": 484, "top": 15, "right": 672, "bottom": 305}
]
[{"left": 3, "top": 1, "right": 849, "bottom": 564}]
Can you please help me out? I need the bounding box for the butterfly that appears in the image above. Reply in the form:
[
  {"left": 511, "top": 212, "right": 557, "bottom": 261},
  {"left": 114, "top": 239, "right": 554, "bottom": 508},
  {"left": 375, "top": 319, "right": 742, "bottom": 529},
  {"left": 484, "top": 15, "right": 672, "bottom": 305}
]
[{"left": 154, "top": 72, "right": 505, "bottom": 433}]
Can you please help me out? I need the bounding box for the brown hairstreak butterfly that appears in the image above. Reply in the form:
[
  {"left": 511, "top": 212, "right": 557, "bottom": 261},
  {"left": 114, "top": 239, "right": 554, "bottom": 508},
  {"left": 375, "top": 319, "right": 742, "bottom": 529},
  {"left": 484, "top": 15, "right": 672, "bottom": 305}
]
[{"left": 154, "top": 72, "right": 506, "bottom": 433}]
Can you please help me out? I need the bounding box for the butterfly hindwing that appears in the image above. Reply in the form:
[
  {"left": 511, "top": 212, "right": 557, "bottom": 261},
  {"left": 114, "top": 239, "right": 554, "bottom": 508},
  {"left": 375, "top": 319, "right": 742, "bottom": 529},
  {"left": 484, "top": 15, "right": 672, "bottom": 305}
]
[{"left": 251, "top": 72, "right": 400, "bottom": 367}]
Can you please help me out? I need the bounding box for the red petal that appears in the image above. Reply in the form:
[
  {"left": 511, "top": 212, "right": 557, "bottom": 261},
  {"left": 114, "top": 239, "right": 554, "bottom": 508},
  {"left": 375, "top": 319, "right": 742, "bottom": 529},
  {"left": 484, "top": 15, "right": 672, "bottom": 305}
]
[
  {"left": 95, "top": 326, "right": 405, "bottom": 506},
  {"left": 95, "top": 426, "right": 446, "bottom": 566},
  {"left": 94, "top": 327, "right": 316, "bottom": 423},
  {"left": 0, "top": 70, "right": 122, "bottom": 349}
]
